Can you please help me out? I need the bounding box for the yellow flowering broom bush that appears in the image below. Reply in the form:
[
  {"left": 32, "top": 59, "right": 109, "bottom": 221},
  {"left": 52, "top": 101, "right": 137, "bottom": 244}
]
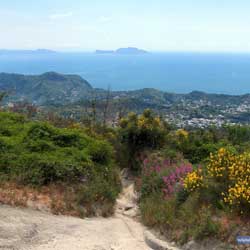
[
  {"left": 119, "top": 109, "right": 168, "bottom": 170},
  {"left": 183, "top": 169, "right": 203, "bottom": 192},
  {"left": 184, "top": 148, "right": 250, "bottom": 213}
]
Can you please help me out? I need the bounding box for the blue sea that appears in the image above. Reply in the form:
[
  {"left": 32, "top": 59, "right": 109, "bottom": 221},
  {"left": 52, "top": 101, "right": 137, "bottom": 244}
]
[{"left": 1, "top": 52, "right": 250, "bottom": 94}]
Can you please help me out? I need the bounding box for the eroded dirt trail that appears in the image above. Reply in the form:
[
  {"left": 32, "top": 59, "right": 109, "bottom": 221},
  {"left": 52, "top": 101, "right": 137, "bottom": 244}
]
[{"left": 0, "top": 170, "right": 152, "bottom": 250}]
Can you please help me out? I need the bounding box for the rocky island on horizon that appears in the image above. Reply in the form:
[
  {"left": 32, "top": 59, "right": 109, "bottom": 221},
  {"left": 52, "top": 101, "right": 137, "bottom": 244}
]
[
  {"left": 95, "top": 47, "right": 149, "bottom": 55},
  {"left": 0, "top": 49, "right": 57, "bottom": 55}
]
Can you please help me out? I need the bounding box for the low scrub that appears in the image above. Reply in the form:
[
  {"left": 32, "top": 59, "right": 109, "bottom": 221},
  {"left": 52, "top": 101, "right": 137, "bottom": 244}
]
[
  {"left": 184, "top": 148, "right": 250, "bottom": 215},
  {"left": 118, "top": 109, "right": 168, "bottom": 170},
  {"left": 0, "top": 112, "right": 120, "bottom": 216},
  {"left": 138, "top": 150, "right": 249, "bottom": 245}
]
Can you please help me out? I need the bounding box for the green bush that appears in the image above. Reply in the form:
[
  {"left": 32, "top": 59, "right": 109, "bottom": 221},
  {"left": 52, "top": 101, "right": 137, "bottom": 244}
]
[
  {"left": 193, "top": 208, "right": 220, "bottom": 240},
  {"left": 140, "top": 193, "right": 176, "bottom": 227},
  {"left": 76, "top": 168, "right": 121, "bottom": 217},
  {"left": 0, "top": 112, "right": 116, "bottom": 187},
  {"left": 140, "top": 171, "right": 164, "bottom": 200},
  {"left": 26, "top": 123, "right": 56, "bottom": 140},
  {"left": 53, "top": 129, "right": 86, "bottom": 148},
  {"left": 0, "top": 137, "right": 13, "bottom": 153},
  {"left": 119, "top": 109, "right": 168, "bottom": 170},
  {"left": 77, "top": 176, "right": 118, "bottom": 205},
  {"left": 25, "top": 139, "right": 56, "bottom": 152},
  {"left": 0, "top": 111, "right": 121, "bottom": 216},
  {"left": 138, "top": 153, "right": 222, "bottom": 244},
  {"left": 87, "top": 140, "right": 113, "bottom": 165}
]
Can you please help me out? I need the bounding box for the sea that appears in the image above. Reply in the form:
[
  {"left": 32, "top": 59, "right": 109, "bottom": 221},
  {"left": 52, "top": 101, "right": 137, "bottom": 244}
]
[{"left": 1, "top": 52, "right": 250, "bottom": 95}]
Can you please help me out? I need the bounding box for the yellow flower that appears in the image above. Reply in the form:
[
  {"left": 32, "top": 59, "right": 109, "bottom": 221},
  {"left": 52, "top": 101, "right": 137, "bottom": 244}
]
[
  {"left": 184, "top": 170, "right": 203, "bottom": 192},
  {"left": 207, "top": 148, "right": 250, "bottom": 211},
  {"left": 176, "top": 129, "right": 189, "bottom": 139}
]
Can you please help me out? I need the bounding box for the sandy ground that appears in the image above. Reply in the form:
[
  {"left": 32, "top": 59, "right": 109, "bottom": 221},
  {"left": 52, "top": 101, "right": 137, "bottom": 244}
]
[
  {"left": 0, "top": 205, "right": 151, "bottom": 250},
  {"left": 0, "top": 171, "right": 152, "bottom": 250}
]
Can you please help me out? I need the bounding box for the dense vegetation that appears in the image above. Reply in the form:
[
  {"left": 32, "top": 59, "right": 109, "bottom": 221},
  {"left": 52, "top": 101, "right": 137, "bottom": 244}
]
[
  {"left": 117, "top": 111, "right": 250, "bottom": 246},
  {"left": 0, "top": 102, "right": 250, "bottom": 246},
  {"left": 118, "top": 109, "right": 169, "bottom": 170},
  {"left": 0, "top": 111, "right": 120, "bottom": 216}
]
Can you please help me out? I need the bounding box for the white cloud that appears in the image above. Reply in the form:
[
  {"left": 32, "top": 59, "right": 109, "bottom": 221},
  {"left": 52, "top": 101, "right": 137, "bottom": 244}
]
[{"left": 49, "top": 12, "right": 73, "bottom": 20}]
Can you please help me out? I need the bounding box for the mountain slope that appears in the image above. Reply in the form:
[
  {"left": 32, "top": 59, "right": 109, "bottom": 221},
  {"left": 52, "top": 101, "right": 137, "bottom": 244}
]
[{"left": 0, "top": 72, "right": 93, "bottom": 105}]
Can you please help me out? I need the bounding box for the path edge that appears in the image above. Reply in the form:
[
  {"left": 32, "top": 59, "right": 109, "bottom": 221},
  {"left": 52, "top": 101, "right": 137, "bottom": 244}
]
[{"left": 144, "top": 230, "right": 180, "bottom": 250}]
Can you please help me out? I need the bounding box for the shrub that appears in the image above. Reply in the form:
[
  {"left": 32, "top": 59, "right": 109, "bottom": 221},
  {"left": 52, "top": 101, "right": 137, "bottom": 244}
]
[
  {"left": 52, "top": 129, "right": 86, "bottom": 148},
  {"left": 138, "top": 153, "right": 225, "bottom": 243},
  {"left": 76, "top": 169, "right": 121, "bottom": 217},
  {"left": 183, "top": 148, "right": 250, "bottom": 214},
  {"left": 208, "top": 148, "right": 250, "bottom": 213},
  {"left": 0, "top": 111, "right": 121, "bottom": 217},
  {"left": 140, "top": 193, "right": 176, "bottom": 227},
  {"left": 141, "top": 156, "right": 193, "bottom": 199},
  {"left": 25, "top": 139, "right": 56, "bottom": 152},
  {"left": 26, "top": 123, "right": 56, "bottom": 140},
  {"left": 0, "top": 137, "right": 12, "bottom": 153},
  {"left": 0, "top": 112, "right": 116, "bottom": 187},
  {"left": 119, "top": 109, "right": 168, "bottom": 170},
  {"left": 137, "top": 129, "right": 250, "bottom": 244},
  {"left": 183, "top": 168, "right": 204, "bottom": 193},
  {"left": 193, "top": 208, "right": 220, "bottom": 240},
  {"left": 162, "top": 163, "right": 193, "bottom": 198},
  {"left": 86, "top": 140, "right": 113, "bottom": 165}
]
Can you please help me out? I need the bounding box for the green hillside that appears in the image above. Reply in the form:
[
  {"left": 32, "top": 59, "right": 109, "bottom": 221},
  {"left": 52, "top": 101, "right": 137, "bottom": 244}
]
[{"left": 0, "top": 72, "right": 93, "bottom": 105}]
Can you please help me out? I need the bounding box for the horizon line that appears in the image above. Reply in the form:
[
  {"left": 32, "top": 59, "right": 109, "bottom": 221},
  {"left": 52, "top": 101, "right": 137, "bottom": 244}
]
[{"left": 2, "top": 48, "right": 250, "bottom": 54}]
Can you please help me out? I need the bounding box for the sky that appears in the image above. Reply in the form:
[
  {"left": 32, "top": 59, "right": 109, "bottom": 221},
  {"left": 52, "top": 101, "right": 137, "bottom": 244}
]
[{"left": 1, "top": 0, "right": 250, "bottom": 52}]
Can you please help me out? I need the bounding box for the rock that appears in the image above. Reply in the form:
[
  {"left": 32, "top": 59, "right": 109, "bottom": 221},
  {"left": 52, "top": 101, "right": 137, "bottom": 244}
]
[
  {"left": 124, "top": 203, "right": 134, "bottom": 211},
  {"left": 144, "top": 230, "right": 179, "bottom": 250},
  {"left": 182, "top": 240, "right": 200, "bottom": 250},
  {"left": 182, "top": 240, "right": 235, "bottom": 250},
  {"left": 123, "top": 208, "right": 138, "bottom": 218}
]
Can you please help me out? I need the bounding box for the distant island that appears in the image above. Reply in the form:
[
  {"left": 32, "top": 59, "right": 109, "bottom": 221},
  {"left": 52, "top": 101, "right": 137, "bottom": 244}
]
[
  {"left": 95, "top": 50, "right": 115, "bottom": 54},
  {"left": 95, "top": 47, "right": 148, "bottom": 55},
  {"left": 0, "top": 49, "right": 57, "bottom": 55}
]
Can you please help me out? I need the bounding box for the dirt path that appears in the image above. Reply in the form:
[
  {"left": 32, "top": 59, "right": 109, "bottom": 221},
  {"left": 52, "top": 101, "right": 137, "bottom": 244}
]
[{"left": 0, "top": 170, "right": 152, "bottom": 250}]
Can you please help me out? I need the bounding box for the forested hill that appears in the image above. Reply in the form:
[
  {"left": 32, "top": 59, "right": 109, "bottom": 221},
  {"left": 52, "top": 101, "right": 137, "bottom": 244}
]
[{"left": 0, "top": 72, "right": 93, "bottom": 105}]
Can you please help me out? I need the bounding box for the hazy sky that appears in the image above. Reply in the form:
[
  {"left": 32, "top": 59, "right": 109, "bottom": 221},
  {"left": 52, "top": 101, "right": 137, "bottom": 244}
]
[{"left": 1, "top": 0, "right": 250, "bottom": 51}]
